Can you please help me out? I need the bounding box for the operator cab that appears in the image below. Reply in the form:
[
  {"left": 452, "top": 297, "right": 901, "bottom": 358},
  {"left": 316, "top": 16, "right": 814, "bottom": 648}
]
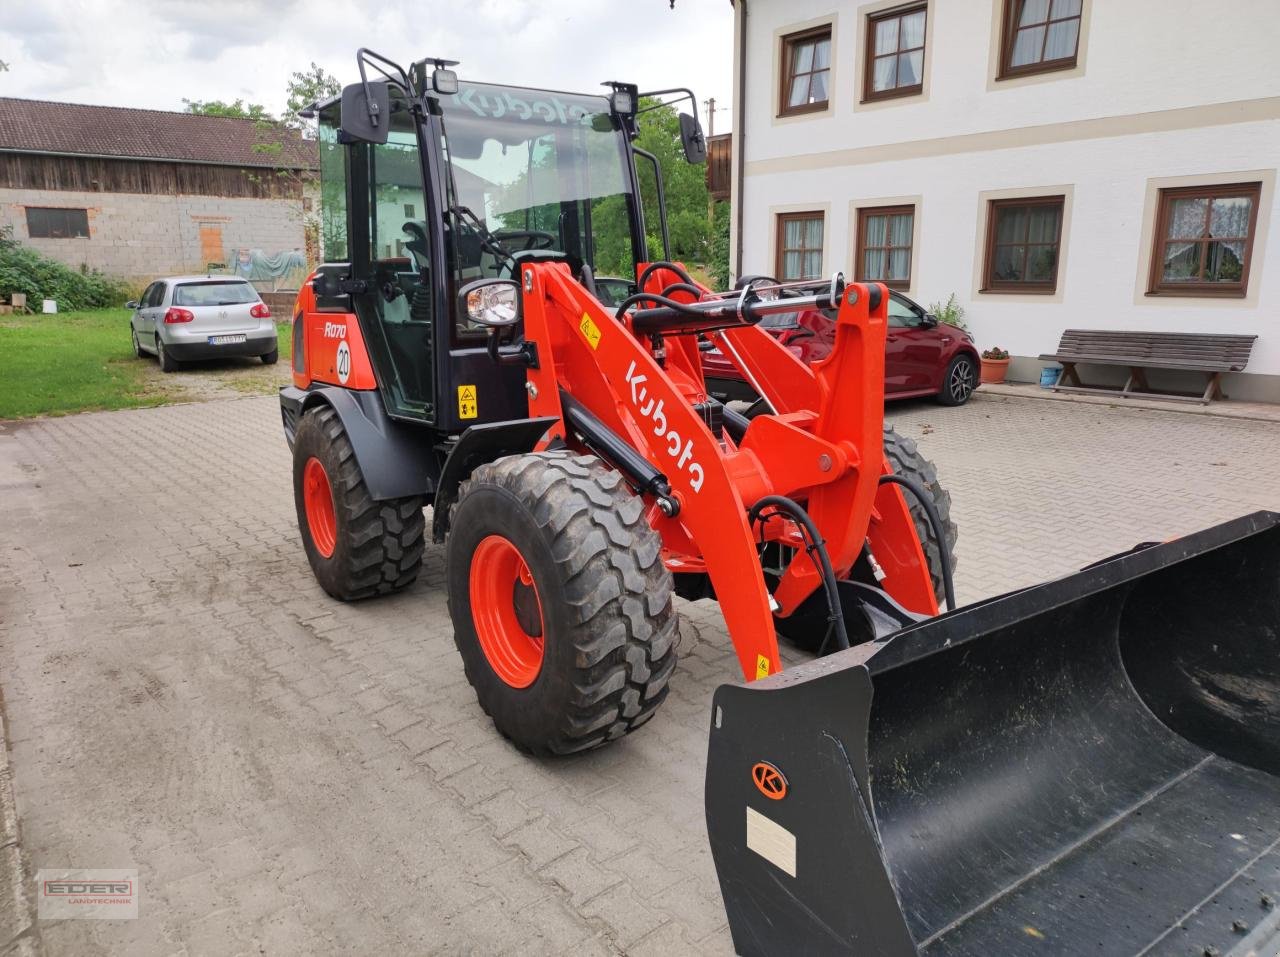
[{"left": 313, "top": 62, "right": 690, "bottom": 432}]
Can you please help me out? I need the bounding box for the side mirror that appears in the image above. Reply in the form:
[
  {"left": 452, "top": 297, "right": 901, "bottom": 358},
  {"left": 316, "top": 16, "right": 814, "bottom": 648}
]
[
  {"left": 339, "top": 80, "right": 392, "bottom": 145},
  {"left": 921, "top": 313, "right": 939, "bottom": 328},
  {"left": 679, "top": 112, "right": 707, "bottom": 165},
  {"left": 125, "top": 300, "right": 139, "bottom": 310},
  {"left": 458, "top": 278, "right": 520, "bottom": 328}
]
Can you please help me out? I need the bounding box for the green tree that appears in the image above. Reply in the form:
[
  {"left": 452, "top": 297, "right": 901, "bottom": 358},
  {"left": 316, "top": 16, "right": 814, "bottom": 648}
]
[
  {"left": 285, "top": 62, "right": 341, "bottom": 137},
  {"left": 182, "top": 98, "right": 274, "bottom": 121},
  {"left": 709, "top": 200, "right": 731, "bottom": 289},
  {"left": 632, "top": 98, "right": 713, "bottom": 264}
]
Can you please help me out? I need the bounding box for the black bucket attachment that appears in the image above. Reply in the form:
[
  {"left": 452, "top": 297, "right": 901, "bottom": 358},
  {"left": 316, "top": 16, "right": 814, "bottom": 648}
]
[{"left": 706, "top": 512, "right": 1280, "bottom": 956}]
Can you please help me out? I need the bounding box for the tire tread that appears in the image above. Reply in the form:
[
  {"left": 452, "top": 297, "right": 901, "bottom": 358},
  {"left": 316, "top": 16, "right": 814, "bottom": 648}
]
[
  {"left": 297, "top": 405, "right": 424, "bottom": 600},
  {"left": 449, "top": 451, "right": 678, "bottom": 755}
]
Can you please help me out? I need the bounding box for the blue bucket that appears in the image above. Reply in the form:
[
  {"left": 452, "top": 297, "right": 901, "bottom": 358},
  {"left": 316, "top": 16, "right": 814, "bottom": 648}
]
[{"left": 1040, "top": 366, "right": 1061, "bottom": 388}]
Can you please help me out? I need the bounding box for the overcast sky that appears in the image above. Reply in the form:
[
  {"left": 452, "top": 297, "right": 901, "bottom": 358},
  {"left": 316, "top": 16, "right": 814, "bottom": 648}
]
[{"left": 0, "top": 1, "right": 734, "bottom": 131}]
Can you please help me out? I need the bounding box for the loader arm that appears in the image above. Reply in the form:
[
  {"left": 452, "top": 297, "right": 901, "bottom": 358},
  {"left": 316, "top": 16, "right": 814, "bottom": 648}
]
[{"left": 517, "top": 262, "right": 932, "bottom": 680}]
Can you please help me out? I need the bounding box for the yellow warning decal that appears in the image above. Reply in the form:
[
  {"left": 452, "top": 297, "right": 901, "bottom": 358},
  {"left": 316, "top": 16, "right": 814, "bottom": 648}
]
[
  {"left": 579, "top": 312, "right": 602, "bottom": 350},
  {"left": 755, "top": 655, "right": 771, "bottom": 679},
  {"left": 457, "top": 384, "right": 478, "bottom": 419}
]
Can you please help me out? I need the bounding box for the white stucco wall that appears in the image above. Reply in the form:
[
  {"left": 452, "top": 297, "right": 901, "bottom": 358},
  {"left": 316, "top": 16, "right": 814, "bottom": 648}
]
[{"left": 734, "top": 0, "right": 1280, "bottom": 395}]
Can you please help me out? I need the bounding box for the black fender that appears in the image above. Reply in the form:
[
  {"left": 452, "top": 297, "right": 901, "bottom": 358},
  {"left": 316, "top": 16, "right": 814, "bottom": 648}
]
[
  {"left": 279, "top": 385, "right": 438, "bottom": 503},
  {"left": 431, "top": 417, "right": 560, "bottom": 543}
]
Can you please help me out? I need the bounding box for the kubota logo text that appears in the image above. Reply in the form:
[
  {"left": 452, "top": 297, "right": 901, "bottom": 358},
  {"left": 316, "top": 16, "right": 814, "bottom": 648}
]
[{"left": 624, "top": 361, "right": 705, "bottom": 493}]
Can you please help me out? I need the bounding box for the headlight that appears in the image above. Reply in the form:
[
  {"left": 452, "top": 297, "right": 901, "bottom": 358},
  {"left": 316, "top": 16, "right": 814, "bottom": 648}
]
[{"left": 459, "top": 279, "right": 521, "bottom": 328}]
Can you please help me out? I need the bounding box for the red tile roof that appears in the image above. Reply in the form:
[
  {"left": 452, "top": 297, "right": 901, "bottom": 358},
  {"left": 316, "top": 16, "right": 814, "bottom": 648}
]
[{"left": 0, "top": 98, "right": 318, "bottom": 169}]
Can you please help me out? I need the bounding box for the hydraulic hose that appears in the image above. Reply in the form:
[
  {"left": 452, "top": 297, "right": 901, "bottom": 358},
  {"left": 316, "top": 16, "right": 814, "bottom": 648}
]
[
  {"left": 637, "top": 260, "right": 696, "bottom": 291},
  {"left": 748, "top": 494, "right": 850, "bottom": 654},
  {"left": 659, "top": 282, "right": 706, "bottom": 300},
  {"left": 614, "top": 291, "right": 708, "bottom": 318},
  {"left": 877, "top": 473, "right": 957, "bottom": 612}
]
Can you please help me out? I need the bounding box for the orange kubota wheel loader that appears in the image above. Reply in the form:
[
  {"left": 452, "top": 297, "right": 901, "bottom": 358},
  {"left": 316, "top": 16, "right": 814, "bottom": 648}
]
[
  {"left": 280, "top": 51, "right": 1280, "bottom": 955},
  {"left": 282, "top": 49, "right": 951, "bottom": 757}
]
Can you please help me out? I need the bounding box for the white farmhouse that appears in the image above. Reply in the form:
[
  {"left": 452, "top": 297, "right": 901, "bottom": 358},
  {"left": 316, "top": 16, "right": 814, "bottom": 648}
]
[{"left": 728, "top": 0, "right": 1279, "bottom": 399}]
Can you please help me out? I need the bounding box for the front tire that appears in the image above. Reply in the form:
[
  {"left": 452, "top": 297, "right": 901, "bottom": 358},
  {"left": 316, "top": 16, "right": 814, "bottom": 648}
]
[
  {"left": 292, "top": 405, "right": 425, "bottom": 600},
  {"left": 937, "top": 354, "right": 977, "bottom": 406},
  {"left": 131, "top": 327, "right": 144, "bottom": 358},
  {"left": 446, "top": 452, "right": 678, "bottom": 755},
  {"left": 882, "top": 424, "right": 957, "bottom": 603}
]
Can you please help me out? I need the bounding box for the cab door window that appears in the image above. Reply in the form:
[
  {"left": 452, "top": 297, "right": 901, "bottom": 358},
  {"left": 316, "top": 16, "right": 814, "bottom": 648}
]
[{"left": 360, "top": 99, "right": 436, "bottom": 421}]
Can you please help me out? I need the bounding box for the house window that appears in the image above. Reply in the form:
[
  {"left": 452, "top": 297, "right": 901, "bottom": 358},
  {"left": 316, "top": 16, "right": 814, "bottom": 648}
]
[
  {"left": 779, "top": 27, "right": 832, "bottom": 116},
  {"left": 982, "top": 196, "right": 1064, "bottom": 292},
  {"left": 26, "top": 207, "right": 89, "bottom": 239},
  {"left": 856, "top": 205, "right": 914, "bottom": 288},
  {"left": 1148, "top": 182, "right": 1261, "bottom": 297},
  {"left": 777, "top": 212, "right": 824, "bottom": 280},
  {"left": 865, "top": 5, "right": 927, "bottom": 101},
  {"left": 404, "top": 203, "right": 416, "bottom": 217},
  {"left": 998, "top": 0, "right": 1082, "bottom": 79}
]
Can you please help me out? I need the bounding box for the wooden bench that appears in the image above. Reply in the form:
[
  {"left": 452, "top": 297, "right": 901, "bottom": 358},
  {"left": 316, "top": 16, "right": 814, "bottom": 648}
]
[{"left": 1039, "top": 329, "right": 1257, "bottom": 404}]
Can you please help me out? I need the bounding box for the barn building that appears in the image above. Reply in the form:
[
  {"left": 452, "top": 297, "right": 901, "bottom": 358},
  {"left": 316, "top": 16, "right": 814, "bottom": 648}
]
[{"left": 0, "top": 98, "right": 318, "bottom": 294}]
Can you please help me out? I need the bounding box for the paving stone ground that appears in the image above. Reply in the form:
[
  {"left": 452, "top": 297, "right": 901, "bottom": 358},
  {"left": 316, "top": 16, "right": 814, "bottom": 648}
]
[{"left": 1, "top": 391, "right": 1278, "bottom": 955}]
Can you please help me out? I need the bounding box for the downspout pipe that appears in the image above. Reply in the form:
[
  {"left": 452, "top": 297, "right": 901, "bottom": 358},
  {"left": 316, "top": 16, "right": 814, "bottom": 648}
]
[{"left": 733, "top": 0, "right": 748, "bottom": 281}]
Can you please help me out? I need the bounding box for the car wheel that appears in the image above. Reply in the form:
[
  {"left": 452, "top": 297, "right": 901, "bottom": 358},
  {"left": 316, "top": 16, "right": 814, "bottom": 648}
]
[
  {"left": 131, "top": 327, "right": 144, "bottom": 358},
  {"left": 937, "top": 354, "right": 976, "bottom": 406},
  {"left": 157, "top": 337, "right": 180, "bottom": 373},
  {"left": 261, "top": 348, "right": 279, "bottom": 365}
]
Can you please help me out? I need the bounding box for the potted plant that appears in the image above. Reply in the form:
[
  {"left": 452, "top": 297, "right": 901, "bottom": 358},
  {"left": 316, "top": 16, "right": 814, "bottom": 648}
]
[{"left": 980, "top": 346, "right": 1011, "bottom": 384}]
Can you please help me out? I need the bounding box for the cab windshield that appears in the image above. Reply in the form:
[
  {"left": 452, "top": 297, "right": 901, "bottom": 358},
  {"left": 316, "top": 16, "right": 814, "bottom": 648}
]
[{"left": 438, "top": 82, "right": 639, "bottom": 291}]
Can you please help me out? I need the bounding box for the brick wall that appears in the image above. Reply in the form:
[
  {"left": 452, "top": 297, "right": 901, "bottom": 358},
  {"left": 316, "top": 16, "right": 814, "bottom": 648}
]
[{"left": 0, "top": 187, "right": 306, "bottom": 287}]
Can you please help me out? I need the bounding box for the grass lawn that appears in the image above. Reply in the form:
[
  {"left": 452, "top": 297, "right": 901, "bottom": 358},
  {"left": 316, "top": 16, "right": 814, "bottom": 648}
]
[{"left": 1, "top": 309, "right": 293, "bottom": 420}]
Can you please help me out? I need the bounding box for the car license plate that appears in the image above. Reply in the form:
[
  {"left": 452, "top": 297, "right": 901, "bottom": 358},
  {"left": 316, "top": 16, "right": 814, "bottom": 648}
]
[{"left": 208, "top": 334, "right": 247, "bottom": 345}]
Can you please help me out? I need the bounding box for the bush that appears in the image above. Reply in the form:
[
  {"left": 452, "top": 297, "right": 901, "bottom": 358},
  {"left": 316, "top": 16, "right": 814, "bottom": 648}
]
[
  {"left": 709, "top": 201, "right": 731, "bottom": 291},
  {"left": 927, "top": 293, "right": 967, "bottom": 330},
  {"left": 0, "top": 231, "right": 133, "bottom": 311}
]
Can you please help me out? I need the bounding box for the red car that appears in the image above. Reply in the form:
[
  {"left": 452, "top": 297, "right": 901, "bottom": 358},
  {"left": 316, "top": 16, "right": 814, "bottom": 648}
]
[{"left": 703, "top": 288, "right": 980, "bottom": 408}]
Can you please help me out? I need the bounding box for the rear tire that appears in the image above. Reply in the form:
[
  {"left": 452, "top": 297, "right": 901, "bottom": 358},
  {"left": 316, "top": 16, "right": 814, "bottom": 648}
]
[
  {"left": 156, "top": 337, "right": 180, "bottom": 373},
  {"left": 446, "top": 451, "right": 678, "bottom": 755},
  {"left": 775, "top": 425, "right": 957, "bottom": 653},
  {"left": 261, "top": 348, "right": 279, "bottom": 365},
  {"left": 292, "top": 405, "right": 425, "bottom": 601}
]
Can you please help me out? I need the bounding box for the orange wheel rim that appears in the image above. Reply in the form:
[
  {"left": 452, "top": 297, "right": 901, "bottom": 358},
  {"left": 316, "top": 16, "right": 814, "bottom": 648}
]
[
  {"left": 303, "top": 457, "right": 337, "bottom": 558},
  {"left": 470, "top": 534, "right": 545, "bottom": 688}
]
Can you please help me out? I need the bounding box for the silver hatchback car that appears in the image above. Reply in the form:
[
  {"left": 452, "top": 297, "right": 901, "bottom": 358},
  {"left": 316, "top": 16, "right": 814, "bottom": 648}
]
[{"left": 128, "top": 276, "right": 278, "bottom": 372}]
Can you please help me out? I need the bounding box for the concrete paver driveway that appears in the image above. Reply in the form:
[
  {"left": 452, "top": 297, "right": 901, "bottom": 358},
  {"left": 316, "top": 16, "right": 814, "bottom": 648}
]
[{"left": 2, "top": 391, "right": 1278, "bottom": 955}]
